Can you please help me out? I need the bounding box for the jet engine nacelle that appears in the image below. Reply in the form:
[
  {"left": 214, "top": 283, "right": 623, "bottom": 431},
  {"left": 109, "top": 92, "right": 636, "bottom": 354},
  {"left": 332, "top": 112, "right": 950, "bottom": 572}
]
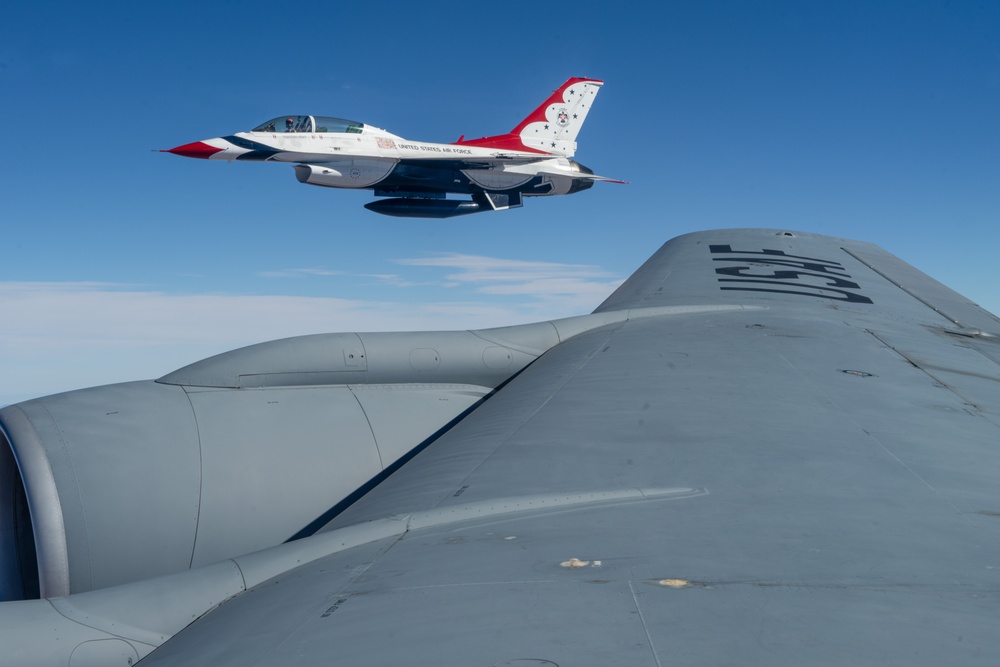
[
  {"left": 0, "top": 328, "right": 551, "bottom": 601},
  {"left": 293, "top": 160, "right": 394, "bottom": 189}
]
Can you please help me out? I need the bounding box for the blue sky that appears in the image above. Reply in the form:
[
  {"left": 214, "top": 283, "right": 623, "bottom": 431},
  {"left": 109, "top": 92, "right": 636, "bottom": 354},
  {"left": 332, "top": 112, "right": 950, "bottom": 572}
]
[{"left": 1, "top": 1, "right": 998, "bottom": 405}]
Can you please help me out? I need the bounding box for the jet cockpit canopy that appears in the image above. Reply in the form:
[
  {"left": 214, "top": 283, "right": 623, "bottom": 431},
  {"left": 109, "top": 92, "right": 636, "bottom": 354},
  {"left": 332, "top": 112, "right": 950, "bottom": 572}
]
[{"left": 251, "top": 116, "right": 364, "bottom": 134}]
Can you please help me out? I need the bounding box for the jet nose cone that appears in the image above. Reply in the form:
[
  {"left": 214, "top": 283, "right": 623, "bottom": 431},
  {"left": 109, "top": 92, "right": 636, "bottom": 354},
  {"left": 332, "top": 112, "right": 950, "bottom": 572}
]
[{"left": 163, "top": 141, "right": 224, "bottom": 159}]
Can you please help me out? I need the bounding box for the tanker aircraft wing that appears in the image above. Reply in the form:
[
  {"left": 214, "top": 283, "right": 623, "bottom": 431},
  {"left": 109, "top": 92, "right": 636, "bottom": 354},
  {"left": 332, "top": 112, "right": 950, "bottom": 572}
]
[
  {"left": 3, "top": 229, "right": 1000, "bottom": 665},
  {"left": 163, "top": 77, "right": 624, "bottom": 218}
]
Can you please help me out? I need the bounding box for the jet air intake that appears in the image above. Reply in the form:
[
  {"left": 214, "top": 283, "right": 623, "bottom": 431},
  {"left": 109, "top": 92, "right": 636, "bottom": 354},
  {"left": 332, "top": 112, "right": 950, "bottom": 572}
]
[{"left": 0, "top": 433, "right": 38, "bottom": 601}]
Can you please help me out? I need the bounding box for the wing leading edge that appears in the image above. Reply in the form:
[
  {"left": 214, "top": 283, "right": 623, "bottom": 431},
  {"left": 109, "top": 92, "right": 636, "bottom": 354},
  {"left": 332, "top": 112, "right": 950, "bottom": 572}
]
[{"left": 4, "top": 229, "right": 1000, "bottom": 666}]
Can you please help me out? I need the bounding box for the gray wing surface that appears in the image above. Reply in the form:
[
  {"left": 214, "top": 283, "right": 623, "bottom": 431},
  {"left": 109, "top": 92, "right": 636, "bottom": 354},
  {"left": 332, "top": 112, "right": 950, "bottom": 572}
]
[{"left": 118, "top": 230, "right": 1000, "bottom": 664}]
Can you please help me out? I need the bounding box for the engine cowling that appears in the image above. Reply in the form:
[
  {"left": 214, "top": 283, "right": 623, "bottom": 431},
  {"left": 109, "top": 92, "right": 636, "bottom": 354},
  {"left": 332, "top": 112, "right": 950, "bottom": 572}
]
[
  {"left": 0, "top": 328, "right": 549, "bottom": 600},
  {"left": 1, "top": 311, "right": 650, "bottom": 601}
]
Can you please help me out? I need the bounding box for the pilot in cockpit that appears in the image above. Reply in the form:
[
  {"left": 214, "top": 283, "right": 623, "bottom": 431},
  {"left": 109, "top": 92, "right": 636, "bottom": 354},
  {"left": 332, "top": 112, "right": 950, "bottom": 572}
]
[{"left": 285, "top": 117, "right": 296, "bottom": 132}]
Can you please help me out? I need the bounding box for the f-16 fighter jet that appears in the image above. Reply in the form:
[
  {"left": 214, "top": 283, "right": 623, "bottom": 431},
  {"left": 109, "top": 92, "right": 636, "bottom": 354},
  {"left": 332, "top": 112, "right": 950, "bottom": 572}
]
[{"left": 164, "top": 77, "right": 623, "bottom": 218}]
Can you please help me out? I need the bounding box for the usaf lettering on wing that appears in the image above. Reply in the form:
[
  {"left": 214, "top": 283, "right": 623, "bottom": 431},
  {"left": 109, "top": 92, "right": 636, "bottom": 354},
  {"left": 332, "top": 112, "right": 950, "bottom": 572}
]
[{"left": 710, "top": 244, "right": 874, "bottom": 304}]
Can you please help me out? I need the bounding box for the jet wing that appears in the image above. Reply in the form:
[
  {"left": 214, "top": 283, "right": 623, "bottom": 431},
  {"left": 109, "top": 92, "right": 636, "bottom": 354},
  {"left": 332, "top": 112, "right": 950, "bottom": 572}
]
[
  {"left": 11, "top": 229, "right": 1000, "bottom": 666},
  {"left": 395, "top": 153, "right": 556, "bottom": 170}
]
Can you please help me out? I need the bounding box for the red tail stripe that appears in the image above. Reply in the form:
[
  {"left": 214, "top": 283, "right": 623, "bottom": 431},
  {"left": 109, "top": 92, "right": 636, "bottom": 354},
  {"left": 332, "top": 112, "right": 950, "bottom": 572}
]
[{"left": 453, "top": 133, "right": 551, "bottom": 153}]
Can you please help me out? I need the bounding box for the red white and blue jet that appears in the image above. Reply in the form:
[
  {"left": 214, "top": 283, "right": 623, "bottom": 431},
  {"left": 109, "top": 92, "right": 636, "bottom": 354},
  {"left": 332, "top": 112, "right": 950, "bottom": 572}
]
[{"left": 164, "top": 77, "right": 623, "bottom": 218}]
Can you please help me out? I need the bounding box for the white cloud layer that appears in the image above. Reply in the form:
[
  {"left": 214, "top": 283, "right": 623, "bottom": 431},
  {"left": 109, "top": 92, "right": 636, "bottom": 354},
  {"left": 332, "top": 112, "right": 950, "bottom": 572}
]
[
  {"left": 392, "top": 253, "right": 623, "bottom": 310},
  {"left": 395, "top": 253, "right": 618, "bottom": 285},
  {"left": 0, "top": 255, "right": 624, "bottom": 405}
]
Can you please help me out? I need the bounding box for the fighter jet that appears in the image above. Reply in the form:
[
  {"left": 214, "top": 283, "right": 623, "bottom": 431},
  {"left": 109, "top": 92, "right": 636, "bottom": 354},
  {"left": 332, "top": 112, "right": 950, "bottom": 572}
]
[{"left": 164, "top": 77, "right": 623, "bottom": 218}]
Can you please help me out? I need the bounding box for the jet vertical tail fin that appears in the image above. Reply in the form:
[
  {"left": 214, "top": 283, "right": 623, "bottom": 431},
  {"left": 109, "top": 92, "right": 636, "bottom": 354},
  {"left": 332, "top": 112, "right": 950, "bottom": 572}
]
[
  {"left": 454, "top": 77, "right": 604, "bottom": 157},
  {"left": 510, "top": 77, "right": 604, "bottom": 157}
]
